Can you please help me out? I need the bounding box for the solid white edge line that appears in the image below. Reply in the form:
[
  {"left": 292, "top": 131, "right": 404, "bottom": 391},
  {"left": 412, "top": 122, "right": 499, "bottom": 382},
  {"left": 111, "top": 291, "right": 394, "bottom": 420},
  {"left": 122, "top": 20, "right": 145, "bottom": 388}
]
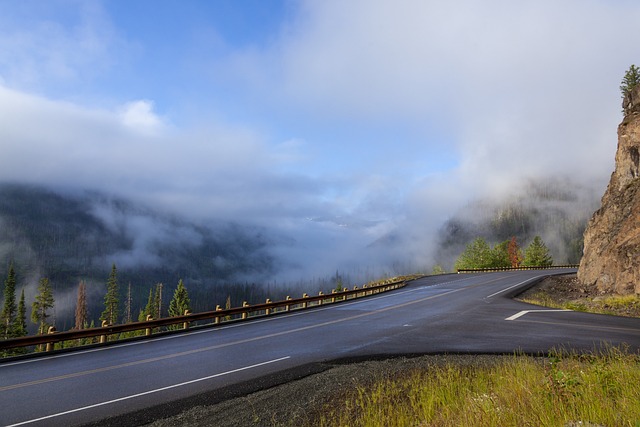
[
  {"left": 485, "top": 276, "right": 544, "bottom": 299},
  {"left": 6, "top": 356, "right": 291, "bottom": 427},
  {"left": 505, "top": 309, "right": 572, "bottom": 321}
]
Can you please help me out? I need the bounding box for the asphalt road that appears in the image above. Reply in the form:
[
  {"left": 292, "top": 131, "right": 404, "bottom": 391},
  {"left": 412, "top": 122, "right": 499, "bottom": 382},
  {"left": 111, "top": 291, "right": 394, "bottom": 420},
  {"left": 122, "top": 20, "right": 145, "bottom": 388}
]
[{"left": 1, "top": 269, "right": 639, "bottom": 426}]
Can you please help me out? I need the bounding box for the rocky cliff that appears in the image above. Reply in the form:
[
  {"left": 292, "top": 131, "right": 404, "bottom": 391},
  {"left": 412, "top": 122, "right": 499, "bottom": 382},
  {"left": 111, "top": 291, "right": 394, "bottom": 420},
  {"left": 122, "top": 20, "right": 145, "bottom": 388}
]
[{"left": 578, "top": 85, "right": 640, "bottom": 294}]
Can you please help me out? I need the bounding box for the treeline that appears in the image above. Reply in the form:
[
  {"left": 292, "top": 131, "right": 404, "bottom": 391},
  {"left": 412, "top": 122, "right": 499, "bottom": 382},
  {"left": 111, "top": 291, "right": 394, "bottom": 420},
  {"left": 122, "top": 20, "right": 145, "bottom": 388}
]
[
  {"left": 0, "top": 261, "right": 363, "bottom": 356},
  {"left": 453, "top": 235, "right": 553, "bottom": 271}
]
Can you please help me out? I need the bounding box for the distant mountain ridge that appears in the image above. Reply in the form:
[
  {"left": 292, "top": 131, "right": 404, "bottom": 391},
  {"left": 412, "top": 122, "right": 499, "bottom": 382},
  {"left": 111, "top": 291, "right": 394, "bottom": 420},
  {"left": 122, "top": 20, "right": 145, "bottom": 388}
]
[{"left": 0, "top": 182, "right": 275, "bottom": 296}]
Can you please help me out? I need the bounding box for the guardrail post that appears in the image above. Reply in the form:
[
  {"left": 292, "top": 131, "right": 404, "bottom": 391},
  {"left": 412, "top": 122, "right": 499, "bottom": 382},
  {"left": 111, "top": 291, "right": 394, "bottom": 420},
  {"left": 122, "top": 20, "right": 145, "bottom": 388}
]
[
  {"left": 302, "top": 293, "right": 309, "bottom": 308},
  {"left": 214, "top": 305, "right": 222, "bottom": 324},
  {"left": 100, "top": 320, "right": 109, "bottom": 344},
  {"left": 45, "top": 326, "right": 57, "bottom": 352},
  {"left": 265, "top": 299, "right": 272, "bottom": 315},
  {"left": 183, "top": 310, "right": 191, "bottom": 329},
  {"left": 318, "top": 291, "right": 323, "bottom": 305},
  {"left": 331, "top": 289, "right": 336, "bottom": 303},
  {"left": 242, "top": 302, "right": 250, "bottom": 319},
  {"left": 285, "top": 296, "right": 291, "bottom": 312},
  {"left": 145, "top": 315, "right": 153, "bottom": 336}
]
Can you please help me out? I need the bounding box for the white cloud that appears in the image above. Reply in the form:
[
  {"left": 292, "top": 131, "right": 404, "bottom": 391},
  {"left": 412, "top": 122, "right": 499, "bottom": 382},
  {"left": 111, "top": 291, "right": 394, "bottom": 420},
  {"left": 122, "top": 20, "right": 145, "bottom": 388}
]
[{"left": 119, "top": 100, "right": 165, "bottom": 134}]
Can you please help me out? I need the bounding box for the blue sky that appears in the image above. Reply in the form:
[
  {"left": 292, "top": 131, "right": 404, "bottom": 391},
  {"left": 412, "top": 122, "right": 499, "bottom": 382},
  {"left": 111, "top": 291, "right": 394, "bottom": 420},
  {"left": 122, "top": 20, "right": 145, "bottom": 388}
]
[{"left": 1, "top": 0, "right": 639, "bottom": 277}]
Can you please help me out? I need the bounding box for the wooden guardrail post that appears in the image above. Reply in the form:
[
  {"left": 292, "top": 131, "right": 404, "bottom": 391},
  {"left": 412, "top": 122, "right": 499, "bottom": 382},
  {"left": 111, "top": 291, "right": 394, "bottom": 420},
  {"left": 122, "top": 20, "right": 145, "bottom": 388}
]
[
  {"left": 214, "top": 305, "right": 222, "bottom": 324},
  {"left": 318, "top": 291, "right": 323, "bottom": 305},
  {"left": 302, "top": 293, "right": 309, "bottom": 308},
  {"left": 265, "top": 299, "right": 272, "bottom": 315},
  {"left": 100, "top": 320, "right": 109, "bottom": 344},
  {"left": 183, "top": 310, "right": 191, "bottom": 329},
  {"left": 242, "top": 302, "right": 250, "bottom": 319},
  {"left": 285, "top": 296, "right": 291, "bottom": 311},
  {"left": 145, "top": 315, "right": 153, "bottom": 336},
  {"left": 331, "top": 289, "right": 336, "bottom": 303},
  {"left": 45, "top": 326, "right": 57, "bottom": 352}
]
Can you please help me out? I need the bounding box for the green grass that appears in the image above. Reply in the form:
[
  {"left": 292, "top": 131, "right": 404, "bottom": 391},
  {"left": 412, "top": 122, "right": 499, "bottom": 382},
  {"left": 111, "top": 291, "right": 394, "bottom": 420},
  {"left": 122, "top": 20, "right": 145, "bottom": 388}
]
[
  {"left": 520, "top": 292, "right": 640, "bottom": 318},
  {"left": 314, "top": 348, "right": 640, "bottom": 427}
]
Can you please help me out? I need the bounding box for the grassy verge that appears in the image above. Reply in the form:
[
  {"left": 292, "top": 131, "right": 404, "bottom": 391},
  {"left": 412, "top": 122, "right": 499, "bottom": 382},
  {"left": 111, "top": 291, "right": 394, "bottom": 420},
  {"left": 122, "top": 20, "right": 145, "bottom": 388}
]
[
  {"left": 520, "top": 291, "right": 640, "bottom": 318},
  {"left": 314, "top": 348, "right": 640, "bottom": 427}
]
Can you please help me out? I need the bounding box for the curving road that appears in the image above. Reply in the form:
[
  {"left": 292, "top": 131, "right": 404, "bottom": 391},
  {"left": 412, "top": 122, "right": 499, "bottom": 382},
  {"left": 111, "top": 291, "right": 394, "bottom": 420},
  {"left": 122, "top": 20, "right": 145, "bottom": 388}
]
[{"left": 1, "top": 269, "right": 639, "bottom": 426}]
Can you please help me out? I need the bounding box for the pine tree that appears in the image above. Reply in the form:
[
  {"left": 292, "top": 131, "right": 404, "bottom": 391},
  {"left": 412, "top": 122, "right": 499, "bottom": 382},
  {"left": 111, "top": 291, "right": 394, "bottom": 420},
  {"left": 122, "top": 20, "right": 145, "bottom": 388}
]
[
  {"left": 123, "top": 282, "right": 132, "bottom": 324},
  {"left": 141, "top": 287, "right": 155, "bottom": 320},
  {"left": 621, "top": 64, "right": 640, "bottom": 98},
  {"left": 454, "top": 238, "right": 493, "bottom": 270},
  {"left": 168, "top": 279, "right": 191, "bottom": 317},
  {"left": 31, "top": 277, "right": 55, "bottom": 335},
  {"left": 74, "top": 281, "right": 88, "bottom": 330},
  {"left": 16, "top": 289, "right": 27, "bottom": 337},
  {"left": 1, "top": 262, "right": 17, "bottom": 339},
  {"left": 523, "top": 236, "right": 553, "bottom": 267},
  {"left": 490, "top": 240, "right": 511, "bottom": 268},
  {"left": 154, "top": 283, "right": 163, "bottom": 319},
  {"left": 100, "top": 264, "right": 119, "bottom": 326}
]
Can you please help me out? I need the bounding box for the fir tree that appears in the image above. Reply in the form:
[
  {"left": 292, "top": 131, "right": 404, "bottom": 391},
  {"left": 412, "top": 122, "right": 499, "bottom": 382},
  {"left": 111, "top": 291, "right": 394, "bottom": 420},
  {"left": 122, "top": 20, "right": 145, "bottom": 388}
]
[
  {"left": 32, "top": 277, "right": 55, "bottom": 335},
  {"left": 523, "top": 236, "right": 553, "bottom": 267},
  {"left": 1, "top": 262, "right": 17, "bottom": 339},
  {"left": 16, "top": 289, "right": 27, "bottom": 337},
  {"left": 141, "top": 287, "right": 155, "bottom": 320},
  {"left": 621, "top": 64, "right": 640, "bottom": 99},
  {"left": 100, "top": 264, "right": 119, "bottom": 325},
  {"left": 154, "top": 283, "right": 163, "bottom": 319},
  {"left": 169, "top": 279, "right": 191, "bottom": 317},
  {"left": 454, "top": 238, "right": 493, "bottom": 270},
  {"left": 74, "top": 281, "right": 88, "bottom": 330},
  {"left": 123, "top": 282, "right": 132, "bottom": 324}
]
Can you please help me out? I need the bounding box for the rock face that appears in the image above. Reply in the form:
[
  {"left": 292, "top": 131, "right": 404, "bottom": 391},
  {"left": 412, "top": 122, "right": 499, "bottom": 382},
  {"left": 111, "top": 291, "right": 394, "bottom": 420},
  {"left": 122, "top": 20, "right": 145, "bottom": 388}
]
[{"left": 578, "top": 85, "right": 640, "bottom": 294}]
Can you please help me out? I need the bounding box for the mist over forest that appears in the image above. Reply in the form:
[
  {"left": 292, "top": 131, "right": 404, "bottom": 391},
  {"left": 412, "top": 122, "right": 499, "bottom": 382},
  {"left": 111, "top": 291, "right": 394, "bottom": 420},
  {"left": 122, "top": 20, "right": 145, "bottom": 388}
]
[{"left": 0, "top": 175, "right": 601, "bottom": 330}]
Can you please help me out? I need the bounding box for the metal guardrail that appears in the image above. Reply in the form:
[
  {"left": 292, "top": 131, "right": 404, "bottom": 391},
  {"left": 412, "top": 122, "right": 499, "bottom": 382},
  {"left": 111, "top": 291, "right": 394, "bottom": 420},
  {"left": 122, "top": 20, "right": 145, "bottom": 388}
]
[
  {"left": 0, "top": 280, "right": 407, "bottom": 353},
  {"left": 456, "top": 265, "right": 579, "bottom": 273}
]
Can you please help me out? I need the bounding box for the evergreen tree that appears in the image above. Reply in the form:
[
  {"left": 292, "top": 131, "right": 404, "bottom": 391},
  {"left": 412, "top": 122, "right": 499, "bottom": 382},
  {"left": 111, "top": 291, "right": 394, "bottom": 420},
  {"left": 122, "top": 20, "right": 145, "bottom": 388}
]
[
  {"left": 74, "top": 281, "right": 87, "bottom": 330},
  {"left": 523, "top": 236, "right": 553, "bottom": 267},
  {"left": 454, "top": 238, "right": 493, "bottom": 270},
  {"left": 620, "top": 64, "right": 640, "bottom": 98},
  {"left": 32, "top": 277, "right": 55, "bottom": 335},
  {"left": 100, "top": 264, "right": 119, "bottom": 325},
  {"left": 490, "top": 240, "right": 511, "bottom": 268},
  {"left": 154, "top": 283, "right": 163, "bottom": 319},
  {"left": 123, "top": 282, "right": 133, "bottom": 324},
  {"left": 142, "top": 287, "right": 156, "bottom": 320},
  {"left": 169, "top": 279, "right": 191, "bottom": 317},
  {"left": 31, "top": 277, "right": 55, "bottom": 334},
  {"left": 431, "top": 264, "right": 446, "bottom": 275},
  {"left": 16, "top": 289, "right": 27, "bottom": 337},
  {"left": 1, "top": 262, "right": 17, "bottom": 339}
]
